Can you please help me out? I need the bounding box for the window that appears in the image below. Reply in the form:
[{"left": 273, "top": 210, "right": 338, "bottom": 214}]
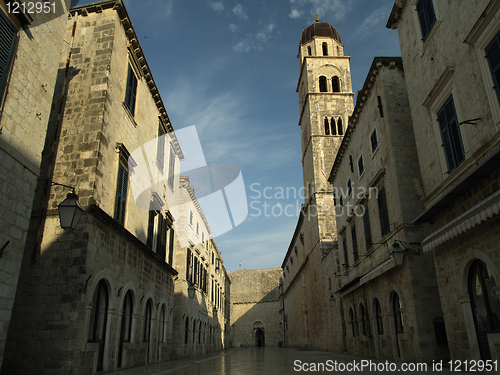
[
  {"left": 393, "top": 293, "right": 404, "bottom": 333},
  {"left": 0, "top": 10, "right": 17, "bottom": 102},
  {"left": 168, "top": 148, "right": 175, "bottom": 188},
  {"left": 186, "top": 249, "right": 192, "bottom": 282},
  {"left": 337, "top": 117, "right": 343, "bottom": 135},
  {"left": 196, "top": 222, "right": 199, "bottom": 235},
  {"left": 339, "top": 195, "right": 343, "bottom": 208},
  {"left": 487, "top": 31, "right": 500, "bottom": 105},
  {"left": 332, "top": 76, "right": 340, "bottom": 92},
  {"left": 184, "top": 317, "right": 189, "bottom": 344},
  {"left": 370, "top": 129, "right": 378, "bottom": 152},
  {"left": 322, "top": 42, "right": 328, "bottom": 56},
  {"left": 342, "top": 236, "right": 349, "bottom": 268},
  {"left": 319, "top": 76, "right": 327, "bottom": 92},
  {"left": 377, "top": 96, "right": 384, "bottom": 117},
  {"left": 118, "top": 290, "right": 133, "bottom": 368},
  {"left": 363, "top": 207, "right": 373, "bottom": 250},
  {"left": 146, "top": 204, "right": 168, "bottom": 261},
  {"left": 358, "top": 155, "right": 364, "bottom": 175},
  {"left": 114, "top": 162, "right": 129, "bottom": 225},
  {"left": 307, "top": 46, "right": 312, "bottom": 56},
  {"left": 347, "top": 179, "right": 352, "bottom": 196},
  {"left": 359, "top": 304, "right": 367, "bottom": 335},
  {"left": 157, "top": 124, "right": 166, "bottom": 169},
  {"left": 189, "top": 210, "right": 193, "bottom": 226},
  {"left": 167, "top": 227, "right": 175, "bottom": 265},
  {"left": 378, "top": 187, "right": 390, "bottom": 237},
  {"left": 125, "top": 64, "right": 138, "bottom": 116},
  {"left": 374, "top": 299, "right": 383, "bottom": 335},
  {"left": 416, "top": 0, "right": 436, "bottom": 42},
  {"left": 159, "top": 305, "right": 167, "bottom": 344},
  {"left": 438, "top": 95, "right": 465, "bottom": 172},
  {"left": 351, "top": 225, "right": 358, "bottom": 262},
  {"left": 330, "top": 118, "right": 337, "bottom": 135},
  {"left": 324, "top": 118, "right": 330, "bottom": 135},
  {"left": 349, "top": 308, "right": 356, "bottom": 337},
  {"left": 88, "top": 280, "right": 108, "bottom": 371}
]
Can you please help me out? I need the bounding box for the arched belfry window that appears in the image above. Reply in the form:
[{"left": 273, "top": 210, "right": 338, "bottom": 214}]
[
  {"left": 319, "top": 76, "right": 327, "bottom": 92},
  {"left": 337, "top": 117, "right": 343, "bottom": 135},
  {"left": 469, "top": 259, "right": 500, "bottom": 359},
  {"left": 307, "top": 46, "right": 312, "bottom": 56},
  {"left": 324, "top": 118, "right": 330, "bottom": 135},
  {"left": 322, "top": 42, "right": 328, "bottom": 56},
  {"left": 331, "top": 118, "right": 337, "bottom": 135},
  {"left": 332, "top": 76, "right": 340, "bottom": 92}
]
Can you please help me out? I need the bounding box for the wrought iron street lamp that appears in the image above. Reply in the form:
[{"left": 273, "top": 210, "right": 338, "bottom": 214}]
[
  {"left": 57, "top": 192, "right": 84, "bottom": 230},
  {"left": 390, "top": 242, "right": 405, "bottom": 266},
  {"left": 188, "top": 284, "right": 195, "bottom": 298},
  {"left": 329, "top": 294, "right": 336, "bottom": 307}
]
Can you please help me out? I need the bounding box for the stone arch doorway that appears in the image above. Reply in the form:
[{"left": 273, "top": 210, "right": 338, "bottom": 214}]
[
  {"left": 252, "top": 321, "right": 265, "bottom": 347},
  {"left": 255, "top": 328, "right": 265, "bottom": 347}
]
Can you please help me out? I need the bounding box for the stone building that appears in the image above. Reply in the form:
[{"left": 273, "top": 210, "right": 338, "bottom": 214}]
[
  {"left": 170, "top": 176, "right": 229, "bottom": 359},
  {"left": 387, "top": 0, "right": 500, "bottom": 363},
  {"left": 228, "top": 268, "right": 282, "bottom": 348},
  {"left": 1, "top": 1, "right": 188, "bottom": 373},
  {"left": 281, "top": 19, "right": 354, "bottom": 351},
  {"left": 0, "top": 0, "right": 72, "bottom": 368},
  {"left": 328, "top": 57, "right": 447, "bottom": 362}
]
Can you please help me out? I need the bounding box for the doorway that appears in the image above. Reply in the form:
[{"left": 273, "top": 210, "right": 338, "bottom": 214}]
[{"left": 255, "top": 328, "right": 265, "bottom": 347}]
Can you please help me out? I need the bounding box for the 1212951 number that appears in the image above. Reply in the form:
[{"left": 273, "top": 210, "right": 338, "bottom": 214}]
[{"left": 6, "top": 2, "right": 56, "bottom": 14}]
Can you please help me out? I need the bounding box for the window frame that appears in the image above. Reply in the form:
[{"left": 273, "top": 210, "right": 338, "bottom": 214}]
[
  {"left": 370, "top": 128, "right": 379, "bottom": 154},
  {"left": 114, "top": 161, "right": 129, "bottom": 225},
  {"left": 124, "top": 63, "right": 138, "bottom": 117},
  {"left": 0, "top": 10, "right": 18, "bottom": 105},
  {"left": 437, "top": 95, "right": 465, "bottom": 173},
  {"left": 416, "top": 0, "right": 436, "bottom": 42}
]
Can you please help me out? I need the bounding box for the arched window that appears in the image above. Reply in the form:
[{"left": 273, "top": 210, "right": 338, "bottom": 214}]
[
  {"left": 324, "top": 118, "right": 330, "bottom": 135},
  {"left": 118, "top": 290, "right": 133, "bottom": 367},
  {"left": 199, "top": 321, "right": 202, "bottom": 344},
  {"left": 184, "top": 317, "right": 189, "bottom": 344},
  {"left": 469, "top": 259, "right": 500, "bottom": 359},
  {"left": 332, "top": 76, "right": 340, "bottom": 92},
  {"left": 374, "top": 298, "right": 383, "bottom": 335},
  {"left": 393, "top": 293, "right": 403, "bottom": 333},
  {"left": 331, "top": 118, "right": 337, "bottom": 135},
  {"left": 307, "top": 46, "right": 312, "bottom": 56},
  {"left": 144, "top": 299, "right": 153, "bottom": 362},
  {"left": 359, "top": 303, "right": 367, "bottom": 335},
  {"left": 337, "top": 117, "right": 343, "bottom": 135},
  {"left": 88, "top": 280, "right": 108, "bottom": 371},
  {"left": 319, "top": 76, "right": 327, "bottom": 92},
  {"left": 193, "top": 319, "right": 196, "bottom": 343},
  {"left": 159, "top": 304, "right": 167, "bottom": 343},
  {"left": 322, "top": 42, "right": 328, "bottom": 56},
  {"left": 349, "top": 308, "right": 356, "bottom": 337}
]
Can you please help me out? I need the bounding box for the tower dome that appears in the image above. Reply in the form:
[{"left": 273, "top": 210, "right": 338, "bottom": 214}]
[{"left": 300, "top": 22, "right": 342, "bottom": 45}]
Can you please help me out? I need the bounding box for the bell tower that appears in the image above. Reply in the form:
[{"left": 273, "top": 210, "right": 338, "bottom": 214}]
[{"left": 297, "top": 19, "right": 353, "bottom": 239}]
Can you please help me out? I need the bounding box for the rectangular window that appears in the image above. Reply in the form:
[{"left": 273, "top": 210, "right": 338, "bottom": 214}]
[
  {"left": 114, "top": 163, "right": 128, "bottom": 225},
  {"left": 189, "top": 211, "right": 193, "bottom": 226},
  {"left": 186, "top": 249, "right": 191, "bottom": 281},
  {"left": 168, "top": 148, "right": 175, "bottom": 188},
  {"left": 358, "top": 155, "right": 364, "bottom": 176},
  {"left": 417, "top": 0, "right": 436, "bottom": 42},
  {"left": 124, "top": 64, "right": 138, "bottom": 116},
  {"left": 378, "top": 187, "right": 390, "bottom": 237},
  {"left": 347, "top": 179, "right": 352, "bottom": 196},
  {"left": 167, "top": 227, "right": 175, "bottom": 265},
  {"left": 438, "top": 95, "right": 465, "bottom": 172},
  {"left": 363, "top": 207, "right": 373, "bottom": 251},
  {"left": 342, "top": 236, "right": 349, "bottom": 269},
  {"left": 157, "top": 125, "right": 165, "bottom": 170},
  {"left": 370, "top": 129, "right": 378, "bottom": 153},
  {"left": 351, "top": 225, "right": 358, "bottom": 262},
  {"left": 486, "top": 31, "right": 500, "bottom": 106},
  {"left": 0, "top": 10, "right": 17, "bottom": 103}
]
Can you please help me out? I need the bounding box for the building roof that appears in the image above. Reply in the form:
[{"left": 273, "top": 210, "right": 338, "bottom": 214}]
[{"left": 300, "top": 21, "right": 342, "bottom": 45}]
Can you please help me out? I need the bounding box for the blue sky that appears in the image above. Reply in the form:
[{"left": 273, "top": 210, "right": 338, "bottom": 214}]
[{"left": 77, "top": 0, "right": 401, "bottom": 271}]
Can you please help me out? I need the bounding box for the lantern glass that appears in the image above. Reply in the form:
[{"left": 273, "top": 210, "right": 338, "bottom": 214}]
[
  {"left": 58, "top": 193, "right": 83, "bottom": 230},
  {"left": 329, "top": 295, "right": 336, "bottom": 307},
  {"left": 390, "top": 243, "right": 405, "bottom": 266},
  {"left": 188, "top": 284, "right": 195, "bottom": 298}
]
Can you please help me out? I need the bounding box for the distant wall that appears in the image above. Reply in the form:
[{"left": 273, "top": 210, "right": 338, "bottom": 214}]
[{"left": 228, "top": 268, "right": 282, "bottom": 347}]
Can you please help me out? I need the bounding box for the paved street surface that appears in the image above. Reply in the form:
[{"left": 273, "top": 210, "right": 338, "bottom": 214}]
[{"left": 112, "top": 347, "right": 477, "bottom": 375}]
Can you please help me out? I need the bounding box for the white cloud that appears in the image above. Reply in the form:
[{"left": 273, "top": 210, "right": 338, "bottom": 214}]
[
  {"left": 354, "top": 6, "right": 390, "bottom": 38},
  {"left": 265, "top": 23, "right": 275, "bottom": 33},
  {"left": 289, "top": 9, "right": 303, "bottom": 19},
  {"left": 229, "top": 23, "right": 237, "bottom": 33},
  {"left": 233, "top": 41, "right": 251, "bottom": 53},
  {"left": 256, "top": 32, "right": 267, "bottom": 43},
  {"left": 232, "top": 4, "right": 248, "bottom": 20},
  {"left": 209, "top": 1, "right": 224, "bottom": 12}
]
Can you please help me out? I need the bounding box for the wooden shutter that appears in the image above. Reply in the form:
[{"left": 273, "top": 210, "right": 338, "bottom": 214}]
[
  {"left": 125, "top": 65, "right": 137, "bottom": 115},
  {"left": 114, "top": 163, "right": 128, "bottom": 224},
  {"left": 486, "top": 32, "right": 500, "bottom": 105},
  {"left": 438, "top": 96, "right": 464, "bottom": 172},
  {"left": 0, "top": 11, "right": 17, "bottom": 100},
  {"left": 363, "top": 208, "right": 372, "bottom": 250},
  {"left": 351, "top": 225, "right": 358, "bottom": 262},
  {"left": 343, "top": 237, "right": 349, "bottom": 268},
  {"left": 378, "top": 188, "right": 390, "bottom": 236}
]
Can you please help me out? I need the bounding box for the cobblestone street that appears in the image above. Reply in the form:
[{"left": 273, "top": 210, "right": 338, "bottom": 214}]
[{"left": 112, "top": 348, "right": 476, "bottom": 375}]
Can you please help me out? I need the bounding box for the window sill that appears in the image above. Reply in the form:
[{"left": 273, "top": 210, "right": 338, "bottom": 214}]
[{"left": 122, "top": 102, "right": 137, "bottom": 128}]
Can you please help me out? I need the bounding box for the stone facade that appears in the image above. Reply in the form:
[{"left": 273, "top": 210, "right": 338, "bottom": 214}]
[
  {"left": 0, "top": 1, "right": 229, "bottom": 373},
  {"left": 281, "top": 21, "right": 354, "bottom": 352},
  {"left": 228, "top": 268, "right": 282, "bottom": 348},
  {"left": 388, "top": 0, "right": 500, "bottom": 365},
  {"left": 0, "top": 1, "right": 72, "bottom": 368},
  {"left": 170, "top": 177, "right": 229, "bottom": 359},
  {"left": 328, "top": 57, "right": 447, "bottom": 363}
]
